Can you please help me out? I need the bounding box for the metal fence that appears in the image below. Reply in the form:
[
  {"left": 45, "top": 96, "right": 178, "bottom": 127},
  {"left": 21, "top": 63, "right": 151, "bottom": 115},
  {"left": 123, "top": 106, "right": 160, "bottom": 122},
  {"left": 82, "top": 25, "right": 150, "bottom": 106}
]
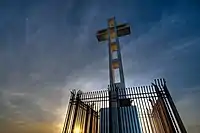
[{"left": 62, "top": 78, "right": 187, "bottom": 133}]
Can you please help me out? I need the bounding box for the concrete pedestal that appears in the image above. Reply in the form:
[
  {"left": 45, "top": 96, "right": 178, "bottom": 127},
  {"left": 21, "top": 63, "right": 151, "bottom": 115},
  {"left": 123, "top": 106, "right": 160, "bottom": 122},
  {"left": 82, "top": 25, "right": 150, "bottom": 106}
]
[{"left": 100, "top": 106, "right": 142, "bottom": 133}]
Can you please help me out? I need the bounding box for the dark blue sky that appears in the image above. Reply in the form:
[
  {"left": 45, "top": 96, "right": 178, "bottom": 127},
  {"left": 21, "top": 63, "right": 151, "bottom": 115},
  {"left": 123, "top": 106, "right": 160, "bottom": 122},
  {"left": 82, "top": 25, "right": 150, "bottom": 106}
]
[{"left": 0, "top": 0, "right": 200, "bottom": 132}]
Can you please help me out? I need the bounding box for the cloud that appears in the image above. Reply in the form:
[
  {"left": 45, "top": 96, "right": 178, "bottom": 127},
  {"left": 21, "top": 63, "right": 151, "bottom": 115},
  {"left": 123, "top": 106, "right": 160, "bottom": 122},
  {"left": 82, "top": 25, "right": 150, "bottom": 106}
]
[
  {"left": 121, "top": 11, "right": 200, "bottom": 87},
  {"left": 0, "top": 1, "right": 107, "bottom": 132},
  {"left": 0, "top": 0, "right": 200, "bottom": 133},
  {"left": 175, "top": 86, "right": 200, "bottom": 133}
]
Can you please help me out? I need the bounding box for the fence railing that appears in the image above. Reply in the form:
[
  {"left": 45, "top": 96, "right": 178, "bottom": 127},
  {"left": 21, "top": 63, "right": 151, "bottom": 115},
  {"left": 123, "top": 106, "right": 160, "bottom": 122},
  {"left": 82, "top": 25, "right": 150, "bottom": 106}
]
[{"left": 62, "top": 78, "right": 187, "bottom": 133}]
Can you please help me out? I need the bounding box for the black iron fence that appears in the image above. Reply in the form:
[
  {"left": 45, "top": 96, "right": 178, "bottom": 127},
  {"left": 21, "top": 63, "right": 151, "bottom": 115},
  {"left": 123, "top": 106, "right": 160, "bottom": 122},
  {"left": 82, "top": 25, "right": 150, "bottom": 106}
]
[{"left": 62, "top": 78, "right": 187, "bottom": 133}]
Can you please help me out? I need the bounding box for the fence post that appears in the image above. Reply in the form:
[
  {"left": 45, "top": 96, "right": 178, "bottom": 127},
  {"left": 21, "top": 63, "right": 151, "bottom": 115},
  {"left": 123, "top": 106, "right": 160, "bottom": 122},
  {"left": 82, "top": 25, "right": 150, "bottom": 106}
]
[
  {"left": 71, "top": 93, "right": 80, "bottom": 133},
  {"left": 84, "top": 106, "right": 90, "bottom": 133},
  {"left": 62, "top": 91, "right": 75, "bottom": 133}
]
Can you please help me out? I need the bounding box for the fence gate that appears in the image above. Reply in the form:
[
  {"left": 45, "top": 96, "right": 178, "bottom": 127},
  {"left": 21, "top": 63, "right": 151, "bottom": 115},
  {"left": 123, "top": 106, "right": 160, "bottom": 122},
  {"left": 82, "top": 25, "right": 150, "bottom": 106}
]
[{"left": 62, "top": 90, "right": 98, "bottom": 133}]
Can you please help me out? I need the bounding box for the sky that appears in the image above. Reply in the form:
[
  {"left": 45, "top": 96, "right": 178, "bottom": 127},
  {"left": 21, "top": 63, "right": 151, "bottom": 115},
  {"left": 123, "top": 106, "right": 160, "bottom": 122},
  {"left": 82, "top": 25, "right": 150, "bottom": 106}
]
[{"left": 0, "top": 0, "right": 200, "bottom": 133}]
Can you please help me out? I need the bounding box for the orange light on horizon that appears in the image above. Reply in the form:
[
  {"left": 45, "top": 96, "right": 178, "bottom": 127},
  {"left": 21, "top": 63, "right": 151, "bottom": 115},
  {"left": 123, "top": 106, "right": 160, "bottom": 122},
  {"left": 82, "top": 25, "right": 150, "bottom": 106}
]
[{"left": 73, "top": 127, "right": 81, "bottom": 133}]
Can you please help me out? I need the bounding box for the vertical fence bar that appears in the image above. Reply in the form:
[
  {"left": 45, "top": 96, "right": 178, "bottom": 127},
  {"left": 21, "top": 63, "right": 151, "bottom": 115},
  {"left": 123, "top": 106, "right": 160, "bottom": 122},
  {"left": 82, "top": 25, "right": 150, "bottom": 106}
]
[
  {"left": 146, "top": 86, "right": 153, "bottom": 133},
  {"left": 147, "top": 85, "right": 158, "bottom": 133},
  {"left": 101, "top": 90, "right": 104, "bottom": 133},
  {"left": 130, "top": 87, "right": 137, "bottom": 133},
  {"left": 123, "top": 88, "right": 129, "bottom": 133},
  {"left": 89, "top": 107, "right": 94, "bottom": 133},
  {"left": 150, "top": 85, "right": 164, "bottom": 133},
  {"left": 134, "top": 87, "right": 144, "bottom": 133},
  {"left": 62, "top": 93, "right": 73, "bottom": 133},
  {"left": 154, "top": 79, "right": 176, "bottom": 133},
  {"left": 153, "top": 82, "right": 169, "bottom": 133},
  {"left": 95, "top": 92, "right": 99, "bottom": 133},
  {"left": 142, "top": 86, "right": 151, "bottom": 133},
  {"left": 157, "top": 79, "right": 176, "bottom": 133},
  {"left": 120, "top": 86, "right": 126, "bottom": 133},
  {"left": 159, "top": 79, "right": 179, "bottom": 132},
  {"left": 138, "top": 86, "right": 148, "bottom": 133},
  {"left": 163, "top": 79, "right": 187, "bottom": 133},
  {"left": 80, "top": 104, "right": 85, "bottom": 132},
  {"left": 84, "top": 102, "right": 89, "bottom": 132},
  {"left": 127, "top": 87, "right": 133, "bottom": 133},
  {"left": 116, "top": 87, "right": 122, "bottom": 133},
  {"left": 71, "top": 97, "right": 79, "bottom": 133}
]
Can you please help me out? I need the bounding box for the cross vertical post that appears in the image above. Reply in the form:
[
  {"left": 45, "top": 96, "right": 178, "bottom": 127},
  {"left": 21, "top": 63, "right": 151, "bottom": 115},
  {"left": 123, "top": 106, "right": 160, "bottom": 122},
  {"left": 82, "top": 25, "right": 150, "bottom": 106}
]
[{"left": 96, "top": 17, "right": 131, "bottom": 101}]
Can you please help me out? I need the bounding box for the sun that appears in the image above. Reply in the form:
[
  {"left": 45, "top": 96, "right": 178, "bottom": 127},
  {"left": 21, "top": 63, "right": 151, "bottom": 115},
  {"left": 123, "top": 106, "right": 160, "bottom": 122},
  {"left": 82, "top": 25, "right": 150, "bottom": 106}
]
[{"left": 73, "top": 127, "right": 81, "bottom": 133}]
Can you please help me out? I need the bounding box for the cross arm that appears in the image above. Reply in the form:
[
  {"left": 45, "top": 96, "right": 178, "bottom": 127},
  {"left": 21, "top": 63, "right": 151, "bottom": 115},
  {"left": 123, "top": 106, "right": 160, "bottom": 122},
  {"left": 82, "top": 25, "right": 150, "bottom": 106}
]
[{"left": 96, "top": 23, "right": 131, "bottom": 42}]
